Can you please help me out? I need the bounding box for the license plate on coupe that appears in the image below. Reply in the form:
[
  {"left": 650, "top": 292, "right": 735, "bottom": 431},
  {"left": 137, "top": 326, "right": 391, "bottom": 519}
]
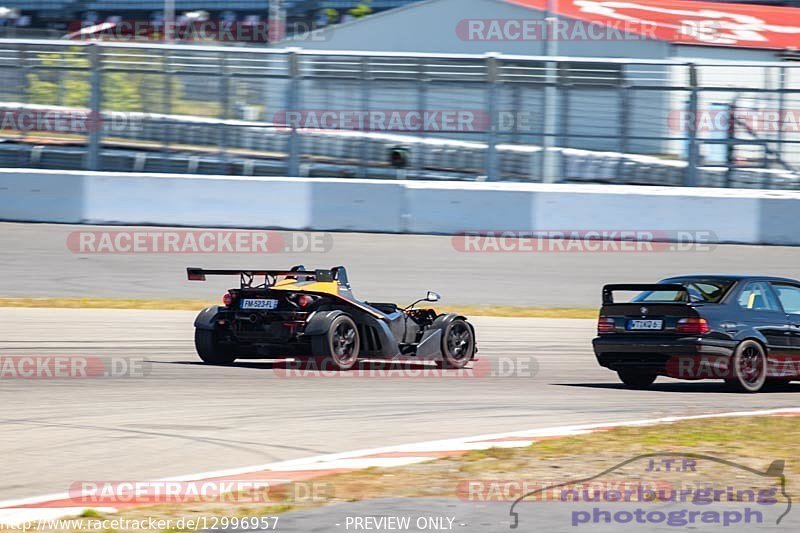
[
  {"left": 241, "top": 299, "right": 279, "bottom": 310},
  {"left": 627, "top": 319, "right": 664, "bottom": 331}
]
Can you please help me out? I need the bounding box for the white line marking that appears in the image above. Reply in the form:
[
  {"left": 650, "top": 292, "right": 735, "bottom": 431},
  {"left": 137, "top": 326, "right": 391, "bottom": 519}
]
[{"left": 269, "top": 457, "right": 433, "bottom": 471}]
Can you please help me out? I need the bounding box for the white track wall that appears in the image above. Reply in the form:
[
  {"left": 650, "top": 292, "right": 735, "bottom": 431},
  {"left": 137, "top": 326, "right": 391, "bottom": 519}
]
[{"left": 0, "top": 169, "right": 797, "bottom": 245}]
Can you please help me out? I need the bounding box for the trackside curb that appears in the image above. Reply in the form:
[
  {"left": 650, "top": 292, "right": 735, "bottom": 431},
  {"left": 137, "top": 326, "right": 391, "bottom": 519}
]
[{"left": 2, "top": 407, "right": 799, "bottom": 525}]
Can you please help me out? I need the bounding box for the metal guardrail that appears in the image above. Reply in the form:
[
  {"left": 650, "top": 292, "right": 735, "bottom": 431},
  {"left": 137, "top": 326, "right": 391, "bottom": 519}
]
[
  {"left": 0, "top": 40, "right": 799, "bottom": 186},
  {"left": 2, "top": 102, "right": 799, "bottom": 189}
]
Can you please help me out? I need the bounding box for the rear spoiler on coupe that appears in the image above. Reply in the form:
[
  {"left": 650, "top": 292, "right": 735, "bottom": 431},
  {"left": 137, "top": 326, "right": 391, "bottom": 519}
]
[{"left": 602, "top": 284, "right": 689, "bottom": 305}]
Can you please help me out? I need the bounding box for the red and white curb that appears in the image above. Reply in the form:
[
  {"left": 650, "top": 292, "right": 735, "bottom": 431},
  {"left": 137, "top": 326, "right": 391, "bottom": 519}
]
[{"left": 1, "top": 407, "right": 798, "bottom": 526}]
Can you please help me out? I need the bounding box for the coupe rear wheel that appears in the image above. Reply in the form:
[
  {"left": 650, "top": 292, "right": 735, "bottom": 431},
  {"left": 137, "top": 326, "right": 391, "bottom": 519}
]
[
  {"left": 195, "top": 329, "right": 235, "bottom": 365},
  {"left": 617, "top": 369, "right": 658, "bottom": 389},
  {"left": 726, "top": 340, "right": 767, "bottom": 393},
  {"left": 437, "top": 319, "right": 475, "bottom": 369},
  {"left": 311, "top": 315, "right": 360, "bottom": 371}
]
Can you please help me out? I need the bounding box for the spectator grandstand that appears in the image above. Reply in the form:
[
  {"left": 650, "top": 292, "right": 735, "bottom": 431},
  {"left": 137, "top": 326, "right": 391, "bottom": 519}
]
[
  {"left": 0, "top": 1, "right": 420, "bottom": 29},
  {"left": 0, "top": 2, "right": 409, "bottom": 41},
  {"left": 1, "top": 0, "right": 796, "bottom": 34},
  {"left": 80, "top": 0, "right": 312, "bottom": 13}
]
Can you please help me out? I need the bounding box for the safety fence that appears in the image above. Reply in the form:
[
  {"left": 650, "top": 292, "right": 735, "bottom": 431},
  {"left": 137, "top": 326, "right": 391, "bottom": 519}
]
[{"left": 0, "top": 40, "right": 798, "bottom": 186}]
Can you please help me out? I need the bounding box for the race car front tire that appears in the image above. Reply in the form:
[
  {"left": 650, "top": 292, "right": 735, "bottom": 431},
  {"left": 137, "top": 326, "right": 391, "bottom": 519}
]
[
  {"left": 437, "top": 318, "right": 475, "bottom": 369},
  {"left": 195, "top": 329, "right": 235, "bottom": 365}
]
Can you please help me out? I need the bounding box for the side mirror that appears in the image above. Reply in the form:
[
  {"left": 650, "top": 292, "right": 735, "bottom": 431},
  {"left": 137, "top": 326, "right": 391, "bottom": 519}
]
[{"left": 426, "top": 291, "right": 441, "bottom": 302}]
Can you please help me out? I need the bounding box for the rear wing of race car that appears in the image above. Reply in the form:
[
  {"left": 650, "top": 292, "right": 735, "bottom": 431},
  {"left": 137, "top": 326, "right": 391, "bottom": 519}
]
[
  {"left": 602, "top": 284, "right": 689, "bottom": 305},
  {"left": 187, "top": 266, "right": 349, "bottom": 287}
]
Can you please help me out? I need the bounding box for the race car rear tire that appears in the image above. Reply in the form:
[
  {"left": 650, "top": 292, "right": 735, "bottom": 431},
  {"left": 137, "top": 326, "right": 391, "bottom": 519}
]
[
  {"left": 311, "top": 315, "right": 360, "bottom": 371},
  {"left": 437, "top": 319, "right": 475, "bottom": 369},
  {"left": 195, "top": 329, "right": 235, "bottom": 365},
  {"left": 617, "top": 369, "right": 657, "bottom": 389},
  {"left": 725, "top": 340, "right": 767, "bottom": 393}
]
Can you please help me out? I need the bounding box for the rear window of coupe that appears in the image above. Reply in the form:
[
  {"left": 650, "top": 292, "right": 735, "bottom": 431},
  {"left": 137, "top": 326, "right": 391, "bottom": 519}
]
[{"left": 633, "top": 280, "right": 735, "bottom": 304}]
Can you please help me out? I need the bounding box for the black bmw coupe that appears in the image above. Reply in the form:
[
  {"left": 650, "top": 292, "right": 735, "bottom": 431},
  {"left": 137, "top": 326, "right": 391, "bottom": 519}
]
[{"left": 593, "top": 275, "right": 800, "bottom": 392}]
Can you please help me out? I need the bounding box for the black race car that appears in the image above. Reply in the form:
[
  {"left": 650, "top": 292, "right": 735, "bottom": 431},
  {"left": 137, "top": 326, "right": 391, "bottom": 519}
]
[
  {"left": 593, "top": 275, "right": 800, "bottom": 392},
  {"left": 187, "top": 266, "right": 477, "bottom": 371}
]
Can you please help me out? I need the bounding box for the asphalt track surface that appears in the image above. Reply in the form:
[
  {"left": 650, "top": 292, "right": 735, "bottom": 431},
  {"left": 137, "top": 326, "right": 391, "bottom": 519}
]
[
  {"left": 2, "top": 220, "right": 800, "bottom": 526},
  {"left": 2, "top": 309, "right": 800, "bottom": 504},
  {"left": 2, "top": 222, "right": 800, "bottom": 306}
]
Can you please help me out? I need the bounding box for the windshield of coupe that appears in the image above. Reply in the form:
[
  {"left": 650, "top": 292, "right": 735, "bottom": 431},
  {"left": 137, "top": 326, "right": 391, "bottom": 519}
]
[{"left": 633, "top": 280, "right": 735, "bottom": 303}]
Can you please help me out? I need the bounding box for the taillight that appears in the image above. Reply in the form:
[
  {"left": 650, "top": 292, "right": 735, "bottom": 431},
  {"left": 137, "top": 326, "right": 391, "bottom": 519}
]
[
  {"left": 222, "top": 293, "right": 233, "bottom": 307},
  {"left": 597, "top": 317, "right": 616, "bottom": 333},
  {"left": 297, "top": 294, "right": 313, "bottom": 308},
  {"left": 676, "top": 317, "right": 710, "bottom": 335}
]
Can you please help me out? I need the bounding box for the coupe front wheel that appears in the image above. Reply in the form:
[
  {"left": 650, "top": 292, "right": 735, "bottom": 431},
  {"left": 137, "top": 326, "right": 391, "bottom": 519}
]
[{"left": 725, "top": 340, "right": 767, "bottom": 393}]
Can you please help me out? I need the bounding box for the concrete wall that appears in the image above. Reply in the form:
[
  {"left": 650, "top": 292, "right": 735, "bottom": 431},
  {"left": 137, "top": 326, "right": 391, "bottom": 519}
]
[
  {"left": 0, "top": 169, "right": 84, "bottom": 223},
  {"left": 1, "top": 169, "right": 799, "bottom": 246},
  {"left": 83, "top": 174, "right": 313, "bottom": 229}
]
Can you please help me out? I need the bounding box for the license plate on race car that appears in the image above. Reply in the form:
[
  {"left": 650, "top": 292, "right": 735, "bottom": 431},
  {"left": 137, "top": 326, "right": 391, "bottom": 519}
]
[
  {"left": 241, "top": 299, "right": 279, "bottom": 310},
  {"left": 627, "top": 319, "right": 664, "bottom": 331}
]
